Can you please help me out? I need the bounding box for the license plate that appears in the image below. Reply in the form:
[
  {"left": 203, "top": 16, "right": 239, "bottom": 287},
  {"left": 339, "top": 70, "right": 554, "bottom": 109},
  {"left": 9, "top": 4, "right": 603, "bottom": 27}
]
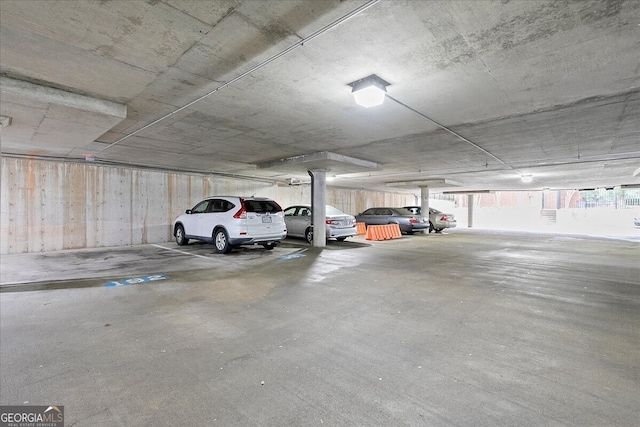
[{"left": 262, "top": 216, "right": 272, "bottom": 223}]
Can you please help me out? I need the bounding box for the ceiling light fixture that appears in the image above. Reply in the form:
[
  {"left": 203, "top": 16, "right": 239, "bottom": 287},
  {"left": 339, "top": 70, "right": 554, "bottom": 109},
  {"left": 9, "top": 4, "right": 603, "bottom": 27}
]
[
  {"left": 521, "top": 174, "right": 533, "bottom": 183},
  {"left": 348, "top": 74, "right": 390, "bottom": 108}
]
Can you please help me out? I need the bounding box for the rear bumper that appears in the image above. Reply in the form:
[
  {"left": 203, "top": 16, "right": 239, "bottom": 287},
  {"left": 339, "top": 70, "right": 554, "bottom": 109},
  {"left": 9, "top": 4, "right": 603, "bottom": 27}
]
[
  {"left": 434, "top": 220, "right": 457, "bottom": 229},
  {"left": 327, "top": 226, "right": 357, "bottom": 239},
  {"left": 229, "top": 232, "right": 287, "bottom": 246},
  {"left": 400, "top": 223, "right": 429, "bottom": 232}
]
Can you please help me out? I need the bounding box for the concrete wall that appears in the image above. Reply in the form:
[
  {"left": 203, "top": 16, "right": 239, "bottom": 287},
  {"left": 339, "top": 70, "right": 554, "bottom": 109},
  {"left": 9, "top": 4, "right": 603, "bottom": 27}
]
[{"left": 0, "top": 157, "right": 413, "bottom": 254}]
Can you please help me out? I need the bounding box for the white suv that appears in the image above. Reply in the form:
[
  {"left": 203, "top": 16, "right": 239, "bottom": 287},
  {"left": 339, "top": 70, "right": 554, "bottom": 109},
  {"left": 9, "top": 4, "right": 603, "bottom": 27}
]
[{"left": 173, "top": 196, "right": 287, "bottom": 253}]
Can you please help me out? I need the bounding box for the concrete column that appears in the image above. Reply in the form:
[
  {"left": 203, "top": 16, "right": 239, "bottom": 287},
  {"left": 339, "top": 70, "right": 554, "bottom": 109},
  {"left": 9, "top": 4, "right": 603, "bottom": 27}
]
[
  {"left": 467, "top": 194, "right": 474, "bottom": 228},
  {"left": 309, "top": 169, "right": 327, "bottom": 247},
  {"left": 420, "top": 186, "right": 430, "bottom": 216},
  {"left": 420, "top": 187, "right": 430, "bottom": 231}
]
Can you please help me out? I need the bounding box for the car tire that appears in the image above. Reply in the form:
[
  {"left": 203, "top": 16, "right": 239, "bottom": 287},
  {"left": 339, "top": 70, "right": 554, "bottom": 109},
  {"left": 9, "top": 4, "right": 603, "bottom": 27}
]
[
  {"left": 305, "top": 227, "right": 313, "bottom": 244},
  {"left": 214, "top": 228, "right": 231, "bottom": 254},
  {"left": 429, "top": 221, "right": 435, "bottom": 233},
  {"left": 336, "top": 237, "right": 347, "bottom": 242},
  {"left": 263, "top": 242, "right": 277, "bottom": 250},
  {"left": 175, "top": 225, "right": 189, "bottom": 246}
]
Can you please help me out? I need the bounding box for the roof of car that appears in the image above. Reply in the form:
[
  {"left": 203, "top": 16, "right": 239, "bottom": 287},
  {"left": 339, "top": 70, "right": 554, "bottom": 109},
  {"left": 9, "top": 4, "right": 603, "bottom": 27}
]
[{"left": 203, "top": 196, "right": 273, "bottom": 200}]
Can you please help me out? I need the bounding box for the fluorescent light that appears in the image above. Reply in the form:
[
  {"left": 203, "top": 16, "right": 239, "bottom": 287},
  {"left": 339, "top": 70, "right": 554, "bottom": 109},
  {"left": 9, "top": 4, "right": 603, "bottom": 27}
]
[
  {"left": 521, "top": 174, "right": 533, "bottom": 183},
  {"left": 353, "top": 85, "right": 386, "bottom": 107},
  {"left": 348, "top": 74, "right": 390, "bottom": 108}
]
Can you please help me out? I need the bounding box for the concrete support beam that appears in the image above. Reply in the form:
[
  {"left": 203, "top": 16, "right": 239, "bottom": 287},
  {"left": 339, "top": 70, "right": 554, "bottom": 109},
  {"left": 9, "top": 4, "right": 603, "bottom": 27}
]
[
  {"left": 420, "top": 186, "right": 430, "bottom": 227},
  {"left": 310, "top": 169, "right": 327, "bottom": 247},
  {"left": 0, "top": 77, "right": 127, "bottom": 156},
  {"left": 1, "top": 77, "right": 126, "bottom": 118},
  {"left": 257, "top": 151, "right": 381, "bottom": 173},
  {"left": 468, "top": 194, "right": 474, "bottom": 228}
]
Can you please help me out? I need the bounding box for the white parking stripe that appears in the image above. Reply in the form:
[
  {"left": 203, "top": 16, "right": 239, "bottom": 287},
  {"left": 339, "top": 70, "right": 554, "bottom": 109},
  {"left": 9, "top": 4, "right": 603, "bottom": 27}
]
[{"left": 151, "top": 244, "right": 213, "bottom": 260}]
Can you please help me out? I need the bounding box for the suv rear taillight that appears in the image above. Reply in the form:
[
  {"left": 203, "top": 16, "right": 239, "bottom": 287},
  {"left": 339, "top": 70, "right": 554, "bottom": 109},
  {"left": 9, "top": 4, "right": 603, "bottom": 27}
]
[
  {"left": 409, "top": 218, "right": 417, "bottom": 223},
  {"left": 233, "top": 199, "right": 247, "bottom": 219}
]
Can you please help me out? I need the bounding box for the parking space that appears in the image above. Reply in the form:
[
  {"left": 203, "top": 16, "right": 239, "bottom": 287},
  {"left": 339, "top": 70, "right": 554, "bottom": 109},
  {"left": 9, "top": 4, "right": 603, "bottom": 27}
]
[
  {"left": 1, "top": 229, "right": 638, "bottom": 425},
  {"left": 1, "top": 227, "right": 633, "bottom": 290},
  {"left": 0, "top": 233, "right": 419, "bottom": 290},
  {"left": 0, "top": 236, "right": 377, "bottom": 291}
]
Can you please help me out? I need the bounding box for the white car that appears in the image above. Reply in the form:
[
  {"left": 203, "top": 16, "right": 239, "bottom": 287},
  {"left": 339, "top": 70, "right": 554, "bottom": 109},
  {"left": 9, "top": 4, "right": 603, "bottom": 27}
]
[
  {"left": 173, "top": 196, "right": 287, "bottom": 253},
  {"left": 284, "top": 205, "right": 357, "bottom": 243}
]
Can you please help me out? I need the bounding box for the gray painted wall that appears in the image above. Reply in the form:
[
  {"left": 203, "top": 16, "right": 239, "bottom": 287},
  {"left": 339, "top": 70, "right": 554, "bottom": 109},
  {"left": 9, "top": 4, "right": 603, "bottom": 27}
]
[{"left": 1, "top": 157, "right": 413, "bottom": 254}]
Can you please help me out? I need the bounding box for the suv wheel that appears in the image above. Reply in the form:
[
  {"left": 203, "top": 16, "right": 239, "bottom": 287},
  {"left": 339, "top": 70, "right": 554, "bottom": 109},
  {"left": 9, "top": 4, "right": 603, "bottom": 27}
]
[
  {"left": 175, "top": 225, "right": 188, "bottom": 246},
  {"left": 305, "top": 227, "right": 313, "bottom": 244},
  {"left": 214, "top": 229, "right": 231, "bottom": 254}
]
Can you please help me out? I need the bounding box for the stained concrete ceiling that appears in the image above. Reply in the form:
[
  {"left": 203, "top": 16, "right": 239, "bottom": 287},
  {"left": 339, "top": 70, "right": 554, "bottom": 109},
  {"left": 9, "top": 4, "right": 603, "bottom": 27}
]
[{"left": 1, "top": 0, "right": 639, "bottom": 193}]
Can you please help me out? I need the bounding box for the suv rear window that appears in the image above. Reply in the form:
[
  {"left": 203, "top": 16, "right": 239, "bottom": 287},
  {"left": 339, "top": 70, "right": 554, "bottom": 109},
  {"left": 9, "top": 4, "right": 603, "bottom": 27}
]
[{"left": 244, "top": 199, "right": 282, "bottom": 213}]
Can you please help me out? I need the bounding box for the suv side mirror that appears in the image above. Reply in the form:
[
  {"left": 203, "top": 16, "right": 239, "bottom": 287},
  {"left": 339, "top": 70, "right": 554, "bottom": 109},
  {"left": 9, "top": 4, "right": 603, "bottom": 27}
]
[{"left": 186, "top": 209, "right": 192, "bottom": 214}]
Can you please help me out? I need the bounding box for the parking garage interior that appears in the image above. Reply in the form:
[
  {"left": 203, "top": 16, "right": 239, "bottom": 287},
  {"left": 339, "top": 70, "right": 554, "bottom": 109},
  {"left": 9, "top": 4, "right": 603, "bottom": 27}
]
[{"left": 1, "top": 1, "right": 639, "bottom": 426}]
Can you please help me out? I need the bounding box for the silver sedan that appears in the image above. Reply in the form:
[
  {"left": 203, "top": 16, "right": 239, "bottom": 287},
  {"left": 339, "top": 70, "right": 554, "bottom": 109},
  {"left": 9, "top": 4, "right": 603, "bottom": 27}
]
[
  {"left": 284, "top": 205, "right": 357, "bottom": 243},
  {"left": 403, "top": 206, "right": 457, "bottom": 233}
]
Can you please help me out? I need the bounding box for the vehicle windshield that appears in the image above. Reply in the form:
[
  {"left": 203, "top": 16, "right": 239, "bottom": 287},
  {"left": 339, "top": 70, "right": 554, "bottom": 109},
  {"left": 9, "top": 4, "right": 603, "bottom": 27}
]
[
  {"left": 326, "top": 205, "right": 346, "bottom": 216},
  {"left": 394, "top": 208, "right": 415, "bottom": 216}
]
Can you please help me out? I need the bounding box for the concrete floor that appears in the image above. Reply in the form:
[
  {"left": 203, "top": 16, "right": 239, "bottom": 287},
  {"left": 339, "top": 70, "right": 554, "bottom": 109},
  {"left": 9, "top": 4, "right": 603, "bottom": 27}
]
[{"left": 1, "top": 229, "right": 639, "bottom": 426}]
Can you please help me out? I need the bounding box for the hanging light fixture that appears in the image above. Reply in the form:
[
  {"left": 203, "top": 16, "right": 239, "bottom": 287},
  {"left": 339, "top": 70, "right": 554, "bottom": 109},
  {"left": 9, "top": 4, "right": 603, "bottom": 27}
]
[
  {"left": 521, "top": 174, "right": 533, "bottom": 183},
  {"left": 348, "top": 74, "right": 390, "bottom": 108}
]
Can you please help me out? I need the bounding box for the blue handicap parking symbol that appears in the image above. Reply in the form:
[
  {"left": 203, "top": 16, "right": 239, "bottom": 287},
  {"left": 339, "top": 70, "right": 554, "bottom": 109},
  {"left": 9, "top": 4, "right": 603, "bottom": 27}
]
[{"left": 104, "top": 274, "right": 168, "bottom": 288}]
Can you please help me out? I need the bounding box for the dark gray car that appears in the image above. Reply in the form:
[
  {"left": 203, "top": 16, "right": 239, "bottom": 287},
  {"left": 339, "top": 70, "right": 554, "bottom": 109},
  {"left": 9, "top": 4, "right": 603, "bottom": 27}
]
[{"left": 355, "top": 207, "right": 429, "bottom": 234}]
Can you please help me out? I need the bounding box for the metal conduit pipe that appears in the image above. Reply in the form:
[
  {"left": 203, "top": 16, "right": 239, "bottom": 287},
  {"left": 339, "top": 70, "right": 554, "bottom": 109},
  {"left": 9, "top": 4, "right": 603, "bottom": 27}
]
[{"left": 385, "top": 94, "right": 513, "bottom": 170}]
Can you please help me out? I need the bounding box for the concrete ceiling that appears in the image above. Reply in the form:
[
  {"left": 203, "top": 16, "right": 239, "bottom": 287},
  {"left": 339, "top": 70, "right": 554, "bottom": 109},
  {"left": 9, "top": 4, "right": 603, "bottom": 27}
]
[{"left": 1, "top": 0, "right": 639, "bottom": 193}]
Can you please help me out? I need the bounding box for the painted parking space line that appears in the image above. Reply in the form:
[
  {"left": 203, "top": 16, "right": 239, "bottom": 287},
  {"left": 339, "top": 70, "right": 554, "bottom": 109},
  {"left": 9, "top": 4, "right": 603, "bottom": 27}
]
[
  {"left": 104, "top": 274, "right": 168, "bottom": 288},
  {"left": 151, "top": 244, "right": 212, "bottom": 260}
]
